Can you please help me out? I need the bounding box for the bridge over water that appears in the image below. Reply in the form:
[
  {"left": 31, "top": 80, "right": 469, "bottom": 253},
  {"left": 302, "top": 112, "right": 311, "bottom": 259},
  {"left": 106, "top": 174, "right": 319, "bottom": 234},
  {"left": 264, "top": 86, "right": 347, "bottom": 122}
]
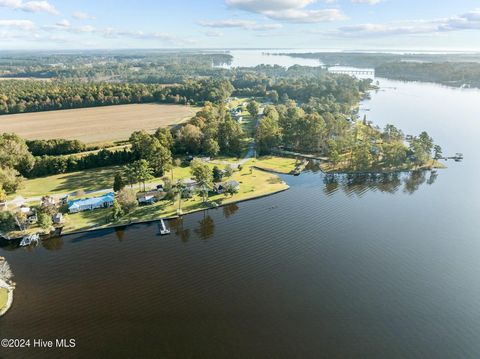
[{"left": 327, "top": 67, "right": 376, "bottom": 77}]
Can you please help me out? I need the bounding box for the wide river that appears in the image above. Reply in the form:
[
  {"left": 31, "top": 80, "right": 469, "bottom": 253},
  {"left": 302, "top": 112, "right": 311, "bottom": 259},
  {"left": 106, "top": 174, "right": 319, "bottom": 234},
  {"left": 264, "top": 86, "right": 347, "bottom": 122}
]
[{"left": 1, "top": 54, "right": 480, "bottom": 358}]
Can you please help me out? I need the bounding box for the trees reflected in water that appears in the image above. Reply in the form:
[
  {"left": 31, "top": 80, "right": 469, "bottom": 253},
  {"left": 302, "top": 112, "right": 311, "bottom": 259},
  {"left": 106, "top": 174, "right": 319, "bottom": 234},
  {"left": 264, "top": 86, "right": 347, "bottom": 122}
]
[
  {"left": 194, "top": 213, "right": 215, "bottom": 241},
  {"left": 323, "top": 170, "right": 438, "bottom": 197},
  {"left": 170, "top": 217, "right": 191, "bottom": 243},
  {"left": 223, "top": 204, "right": 239, "bottom": 219}
]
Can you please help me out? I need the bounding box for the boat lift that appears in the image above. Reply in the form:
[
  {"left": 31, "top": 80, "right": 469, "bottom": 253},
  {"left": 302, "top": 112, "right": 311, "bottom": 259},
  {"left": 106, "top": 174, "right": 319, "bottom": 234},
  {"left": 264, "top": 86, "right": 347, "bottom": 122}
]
[{"left": 20, "top": 233, "right": 40, "bottom": 247}]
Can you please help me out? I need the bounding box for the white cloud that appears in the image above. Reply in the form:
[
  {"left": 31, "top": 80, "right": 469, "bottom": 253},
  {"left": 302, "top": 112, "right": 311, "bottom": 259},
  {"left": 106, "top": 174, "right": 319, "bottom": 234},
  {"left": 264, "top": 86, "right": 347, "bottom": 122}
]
[
  {"left": 262, "top": 9, "right": 346, "bottom": 23},
  {"left": 0, "top": 19, "right": 35, "bottom": 30},
  {"left": 351, "top": 0, "right": 382, "bottom": 4},
  {"left": 0, "top": 0, "right": 59, "bottom": 15},
  {"left": 225, "top": 0, "right": 346, "bottom": 23},
  {"left": 72, "top": 11, "right": 96, "bottom": 20},
  {"left": 199, "top": 19, "right": 283, "bottom": 31},
  {"left": 329, "top": 9, "right": 480, "bottom": 37},
  {"left": 55, "top": 19, "right": 70, "bottom": 28},
  {"left": 204, "top": 30, "right": 224, "bottom": 37},
  {"left": 226, "top": 0, "right": 316, "bottom": 12}
]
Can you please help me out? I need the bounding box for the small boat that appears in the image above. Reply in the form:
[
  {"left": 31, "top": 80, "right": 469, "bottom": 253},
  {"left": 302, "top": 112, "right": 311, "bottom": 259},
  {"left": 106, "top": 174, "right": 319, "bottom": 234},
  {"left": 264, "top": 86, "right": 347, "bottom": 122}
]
[
  {"left": 159, "top": 219, "right": 170, "bottom": 235},
  {"left": 20, "top": 233, "right": 40, "bottom": 247}
]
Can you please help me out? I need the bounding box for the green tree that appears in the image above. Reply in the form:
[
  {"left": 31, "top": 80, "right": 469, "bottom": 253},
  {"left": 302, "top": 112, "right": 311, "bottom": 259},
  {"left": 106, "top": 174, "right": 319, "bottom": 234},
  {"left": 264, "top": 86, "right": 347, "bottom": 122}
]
[
  {"left": 433, "top": 145, "right": 443, "bottom": 160},
  {"left": 202, "top": 138, "right": 220, "bottom": 157},
  {"left": 154, "top": 127, "right": 174, "bottom": 149},
  {"left": 38, "top": 212, "right": 53, "bottom": 230},
  {"left": 190, "top": 159, "right": 213, "bottom": 202},
  {"left": 132, "top": 159, "right": 154, "bottom": 192},
  {"left": 212, "top": 166, "right": 223, "bottom": 183},
  {"left": 0, "top": 187, "right": 6, "bottom": 202},
  {"left": 224, "top": 165, "right": 234, "bottom": 178},
  {"left": 247, "top": 100, "right": 260, "bottom": 117},
  {"left": 123, "top": 164, "right": 137, "bottom": 188},
  {"left": 175, "top": 124, "right": 203, "bottom": 154},
  {"left": 0, "top": 133, "right": 35, "bottom": 175},
  {"left": 116, "top": 188, "right": 138, "bottom": 214},
  {"left": 174, "top": 179, "right": 186, "bottom": 214},
  {"left": 113, "top": 173, "right": 125, "bottom": 192},
  {"left": 0, "top": 211, "right": 15, "bottom": 233},
  {"left": 112, "top": 199, "right": 124, "bottom": 221},
  {"left": 0, "top": 166, "right": 22, "bottom": 194},
  {"left": 218, "top": 118, "right": 244, "bottom": 155},
  {"left": 256, "top": 116, "right": 282, "bottom": 155},
  {"left": 224, "top": 183, "right": 239, "bottom": 197}
]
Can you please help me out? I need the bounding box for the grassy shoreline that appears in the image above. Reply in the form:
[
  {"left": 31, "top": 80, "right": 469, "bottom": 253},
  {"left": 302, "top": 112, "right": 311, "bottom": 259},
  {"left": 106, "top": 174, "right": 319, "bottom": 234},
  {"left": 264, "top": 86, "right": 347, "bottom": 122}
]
[
  {"left": 320, "top": 159, "right": 446, "bottom": 174},
  {"left": 61, "top": 165, "right": 290, "bottom": 235}
]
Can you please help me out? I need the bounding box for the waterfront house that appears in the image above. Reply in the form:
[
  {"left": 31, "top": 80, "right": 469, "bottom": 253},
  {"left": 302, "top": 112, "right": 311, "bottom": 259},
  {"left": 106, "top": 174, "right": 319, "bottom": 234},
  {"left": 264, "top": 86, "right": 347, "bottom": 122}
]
[
  {"left": 68, "top": 193, "right": 115, "bottom": 213},
  {"left": 137, "top": 190, "right": 166, "bottom": 205},
  {"left": 214, "top": 180, "right": 240, "bottom": 194},
  {"left": 18, "top": 207, "right": 37, "bottom": 225},
  {"left": 181, "top": 179, "right": 198, "bottom": 198},
  {"left": 138, "top": 194, "right": 156, "bottom": 205}
]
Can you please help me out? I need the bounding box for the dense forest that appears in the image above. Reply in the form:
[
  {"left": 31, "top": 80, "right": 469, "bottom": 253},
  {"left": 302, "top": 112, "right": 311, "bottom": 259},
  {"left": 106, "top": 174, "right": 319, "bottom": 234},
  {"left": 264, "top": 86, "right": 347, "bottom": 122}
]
[
  {"left": 376, "top": 62, "right": 480, "bottom": 87},
  {"left": 0, "top": 67, "right": 369, "bottom": 115}
]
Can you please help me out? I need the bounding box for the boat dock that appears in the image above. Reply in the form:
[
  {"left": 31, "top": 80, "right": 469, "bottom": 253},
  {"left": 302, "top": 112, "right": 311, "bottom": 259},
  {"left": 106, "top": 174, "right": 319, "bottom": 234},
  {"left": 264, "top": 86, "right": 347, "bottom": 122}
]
[{"left": 158, "top": 219, "right": 171, "bottom": 235}]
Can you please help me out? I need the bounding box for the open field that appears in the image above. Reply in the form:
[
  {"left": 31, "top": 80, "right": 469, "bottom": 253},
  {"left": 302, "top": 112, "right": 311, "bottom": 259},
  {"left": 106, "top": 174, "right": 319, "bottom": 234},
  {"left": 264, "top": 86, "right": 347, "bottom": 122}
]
[
  {"left": 14, "top": 166, "right": 122, "bottom": 199},
  {"left": 0, "top": 104, "right": 198, "bottom": 143}
]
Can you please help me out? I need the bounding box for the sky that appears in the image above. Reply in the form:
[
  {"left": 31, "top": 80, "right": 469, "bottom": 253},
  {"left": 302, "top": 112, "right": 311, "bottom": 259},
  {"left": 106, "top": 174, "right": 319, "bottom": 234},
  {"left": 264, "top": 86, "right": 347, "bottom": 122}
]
[{"left": 1, "top": 0, "right": 480, "bottom": 51}]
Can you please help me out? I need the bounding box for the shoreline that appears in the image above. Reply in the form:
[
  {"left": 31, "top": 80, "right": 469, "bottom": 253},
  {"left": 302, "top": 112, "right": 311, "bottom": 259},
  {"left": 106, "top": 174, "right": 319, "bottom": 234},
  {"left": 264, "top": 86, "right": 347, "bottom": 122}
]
[{"left": 61, "top": 185, "right": 290, "bottom": 237}]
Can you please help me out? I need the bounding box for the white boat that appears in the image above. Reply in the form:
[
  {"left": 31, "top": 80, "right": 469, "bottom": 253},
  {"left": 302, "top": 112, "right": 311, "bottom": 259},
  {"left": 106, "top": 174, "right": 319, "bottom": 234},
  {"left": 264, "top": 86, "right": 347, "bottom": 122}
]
[
  {"left": 159, "top": 219, "right": 170, "bottom": 235},
  {"left": 20, "top": 233, "right": 40, "bottom": 247}
]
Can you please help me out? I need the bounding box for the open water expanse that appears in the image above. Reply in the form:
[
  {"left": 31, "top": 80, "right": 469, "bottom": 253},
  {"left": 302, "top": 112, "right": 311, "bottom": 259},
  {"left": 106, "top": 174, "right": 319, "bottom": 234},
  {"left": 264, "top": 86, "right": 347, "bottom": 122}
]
[{"left": 1, "top": 51, "right": 480, "bottom": 358}]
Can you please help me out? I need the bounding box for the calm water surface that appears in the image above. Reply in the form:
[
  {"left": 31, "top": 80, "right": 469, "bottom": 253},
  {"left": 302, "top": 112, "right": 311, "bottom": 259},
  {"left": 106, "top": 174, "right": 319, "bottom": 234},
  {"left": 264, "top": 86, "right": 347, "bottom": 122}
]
[{"left": 1, "top": 78, "right": 480, "bottom": 358}]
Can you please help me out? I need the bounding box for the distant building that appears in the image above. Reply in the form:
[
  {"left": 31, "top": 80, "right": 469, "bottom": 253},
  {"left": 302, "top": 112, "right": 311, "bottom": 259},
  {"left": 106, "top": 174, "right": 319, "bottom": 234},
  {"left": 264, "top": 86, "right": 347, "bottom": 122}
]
[
  {"left": 0, "top": 201, "right": 7, "bottom": 211},
  {"left": 68, "top": 193, "right": 115, "bottom": 213}
]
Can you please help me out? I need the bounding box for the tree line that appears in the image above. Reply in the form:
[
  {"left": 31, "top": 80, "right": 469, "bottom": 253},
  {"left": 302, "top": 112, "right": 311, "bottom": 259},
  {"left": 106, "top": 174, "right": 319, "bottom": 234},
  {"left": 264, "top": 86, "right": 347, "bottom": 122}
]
[{"left": 0, "top": 78, "right": 234, "bottom": 115}]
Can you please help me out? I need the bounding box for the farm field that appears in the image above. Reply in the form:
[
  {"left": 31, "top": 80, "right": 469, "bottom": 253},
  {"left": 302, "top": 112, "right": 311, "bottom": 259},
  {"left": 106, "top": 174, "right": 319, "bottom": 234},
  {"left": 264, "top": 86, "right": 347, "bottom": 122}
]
[{"left": 0, "top": 103, "right": 198, "bottom": 143}]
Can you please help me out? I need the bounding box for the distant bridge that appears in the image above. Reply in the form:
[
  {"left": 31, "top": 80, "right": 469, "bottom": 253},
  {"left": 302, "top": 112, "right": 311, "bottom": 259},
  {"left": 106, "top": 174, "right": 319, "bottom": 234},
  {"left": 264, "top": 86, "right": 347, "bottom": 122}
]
[{"left": 327, "top": 68, "right": 375, "bottom": 76}]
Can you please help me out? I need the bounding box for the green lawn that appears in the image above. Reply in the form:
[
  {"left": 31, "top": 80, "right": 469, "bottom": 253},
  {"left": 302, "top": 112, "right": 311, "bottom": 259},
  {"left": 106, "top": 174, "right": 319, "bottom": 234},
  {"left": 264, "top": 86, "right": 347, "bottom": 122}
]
[
  {"left": 15, "top": 166, "right": 123, "bottom": 198},
  {"left": 0, "top": 287, "right": 8, "bottom": 313},
  {"left": 63, "top": 165, "right": 289, "bottom": 234},
  {"left": 250, "top": 156, "right": 299, "bottom": 174}
]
